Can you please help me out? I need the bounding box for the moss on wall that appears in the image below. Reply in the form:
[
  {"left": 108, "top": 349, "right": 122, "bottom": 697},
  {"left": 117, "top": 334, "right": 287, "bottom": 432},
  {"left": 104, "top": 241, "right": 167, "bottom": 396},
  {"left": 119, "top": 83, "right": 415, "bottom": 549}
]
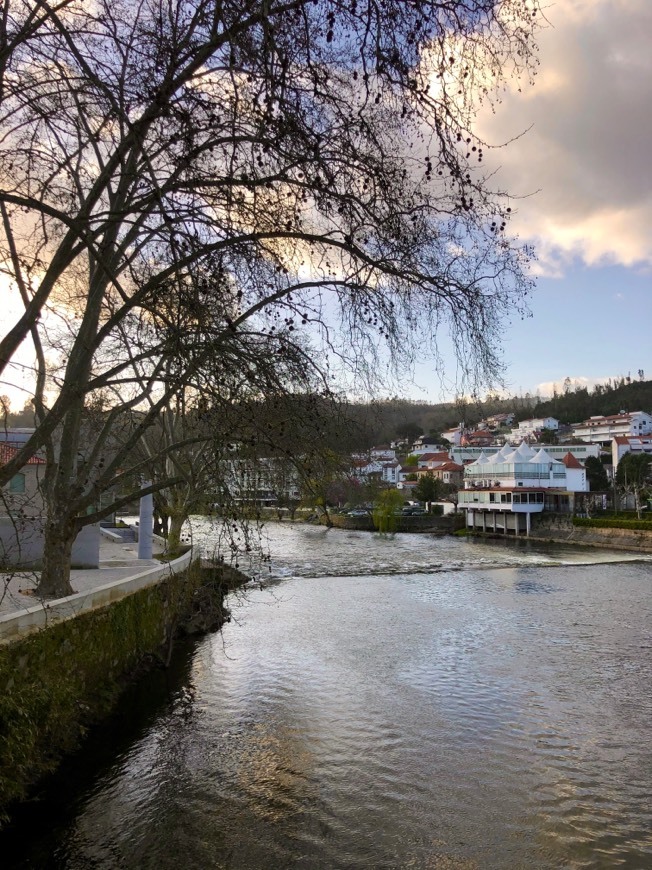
[{"left": 0, "top": 560, "right": 243, "bottom": 824}]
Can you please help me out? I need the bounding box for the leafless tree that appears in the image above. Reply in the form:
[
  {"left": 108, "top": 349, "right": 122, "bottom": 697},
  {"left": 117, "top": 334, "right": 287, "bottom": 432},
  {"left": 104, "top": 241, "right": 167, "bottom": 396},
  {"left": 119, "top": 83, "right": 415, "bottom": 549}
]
[{"left": 0, "top": 0, "right": 541, "bottom": 595}]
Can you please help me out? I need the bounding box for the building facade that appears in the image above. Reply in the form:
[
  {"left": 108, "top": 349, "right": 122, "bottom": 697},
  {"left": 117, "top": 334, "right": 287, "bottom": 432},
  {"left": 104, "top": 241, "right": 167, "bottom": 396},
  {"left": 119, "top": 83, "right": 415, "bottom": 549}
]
[
  {"left": 572, "top": 412, "right": 652, "bottom": 445},
  {"left": 458, "top": 442, "right": 584, "bottom": 536}
]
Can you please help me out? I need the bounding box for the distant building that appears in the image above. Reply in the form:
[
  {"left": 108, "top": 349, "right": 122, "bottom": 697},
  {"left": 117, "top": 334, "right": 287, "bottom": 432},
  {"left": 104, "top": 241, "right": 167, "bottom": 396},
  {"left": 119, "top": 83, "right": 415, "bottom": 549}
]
[
  {"left": 460, "top": 429, "right": 494, "bottom": 448},
  {"left": 561, "top": 451, "right": 588, "bottom": 492},
  {"left": 381, "top": 461, "right": 400, "bottom": 485},
  {"left": 441, "top": 427, "right": 463, "bottom": 446},
  {"left": 572, "top": 412, "right": 652, "bottom": 445},
  {"left": 485, "top": 412, "right": 515, "bottom": 429},
  {"left": 451, "top": 443, "right": 600, "bottom": 465},
  {"left": 429, "top": 460, "right": 464, "bottom": 487},
  {"left": 411, "top": 435, "right": 448, "bottom": 455},
  {"left": 612, "top": 435, "right": 652, "bottom": 470},
  {"left": 370, "top": 445, "right": 397, "bottom": 461},
  {"left": 508, "top": 417, "right": 559, "bottom": 444},
  {"left": 417, "top": 451, "right": 451, "bottom": 469},
  {"left": 458, "top": 441, "right": 583, "bottom": 536},
  {"left": 0, "top": 442, "right": 46, "bottom": 516}
]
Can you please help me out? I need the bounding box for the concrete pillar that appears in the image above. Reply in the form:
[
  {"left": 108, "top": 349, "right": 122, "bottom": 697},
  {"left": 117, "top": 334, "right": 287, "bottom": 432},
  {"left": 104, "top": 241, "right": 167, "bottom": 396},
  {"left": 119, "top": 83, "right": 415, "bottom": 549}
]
[
  {"left": 526, "top": 512, "right": 531, "bottom": 537},
  {"left": 482, "top": 512, "right": 486, "bottom": 532},
  {"left": 138, "top": 482, "right": 153, "bottom": 560},
  {"left": 515, "top": 513, "right": 519, "bottom": 536}
]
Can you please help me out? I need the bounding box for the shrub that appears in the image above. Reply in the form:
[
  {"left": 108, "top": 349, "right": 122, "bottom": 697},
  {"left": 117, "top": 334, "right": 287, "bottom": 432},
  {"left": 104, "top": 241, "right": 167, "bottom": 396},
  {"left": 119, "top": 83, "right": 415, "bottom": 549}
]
[{"left": 573, "top": 517, "right": 652, "bottom": 532}]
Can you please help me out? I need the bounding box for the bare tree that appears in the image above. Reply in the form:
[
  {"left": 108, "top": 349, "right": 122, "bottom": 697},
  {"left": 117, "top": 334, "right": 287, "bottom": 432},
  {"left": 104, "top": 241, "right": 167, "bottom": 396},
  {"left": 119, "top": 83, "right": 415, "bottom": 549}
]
[{"left": 0, "top": 0, "right": 541, "bottom": 595}]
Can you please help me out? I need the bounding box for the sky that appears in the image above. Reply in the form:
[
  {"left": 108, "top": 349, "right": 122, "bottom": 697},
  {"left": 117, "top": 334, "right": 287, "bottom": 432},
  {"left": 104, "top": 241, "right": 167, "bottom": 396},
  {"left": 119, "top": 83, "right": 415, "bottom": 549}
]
[
  {"left": 410, "top": 0, "right": 652, "bottom": 403},
  {"left": 2, "top": 0, "right": 651, "bottom": 411}
]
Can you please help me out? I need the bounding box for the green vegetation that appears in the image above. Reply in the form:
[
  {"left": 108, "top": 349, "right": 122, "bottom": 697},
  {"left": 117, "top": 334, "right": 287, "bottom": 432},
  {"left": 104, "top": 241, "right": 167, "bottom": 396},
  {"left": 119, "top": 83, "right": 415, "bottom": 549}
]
[
  {"left": 585, "top": 455, "right": 609, "bottom": 491},
  {"left": 573, "top": 517, "right": 652, "bottom": 532},
  {"left": 0, "top": 561, "right": 242, "bottom": 823},
  {"left": 530, "top": 376, "right": 652, "bottom": 425},
  {"left": 373, "top": 489, "right": 404, "bottom": 534},
  {"left": 413, "top": 472, "right": 444, "bottom": 503},
  {"left": 616, "top": 453, "right": 651, "bottom": 518}
]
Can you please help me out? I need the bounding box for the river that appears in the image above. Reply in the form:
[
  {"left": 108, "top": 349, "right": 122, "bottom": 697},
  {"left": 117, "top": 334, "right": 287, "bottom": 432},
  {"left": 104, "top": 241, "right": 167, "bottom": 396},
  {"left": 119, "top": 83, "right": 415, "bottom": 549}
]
[{"left": 4, "top": 523, "right": 652, "bottom": 869}]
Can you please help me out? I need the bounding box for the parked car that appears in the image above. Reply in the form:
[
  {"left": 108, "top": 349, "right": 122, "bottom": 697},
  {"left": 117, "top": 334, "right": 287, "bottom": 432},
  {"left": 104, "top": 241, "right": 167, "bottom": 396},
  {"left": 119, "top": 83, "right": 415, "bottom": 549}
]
[{"left": 346, "top": 509, "right": 369, "bottom": 517}]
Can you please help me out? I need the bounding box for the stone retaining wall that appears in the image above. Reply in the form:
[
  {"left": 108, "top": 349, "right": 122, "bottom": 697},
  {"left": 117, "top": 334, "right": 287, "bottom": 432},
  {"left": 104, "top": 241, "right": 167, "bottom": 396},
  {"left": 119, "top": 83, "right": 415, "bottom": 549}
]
[
  {"left": 0, "top": 555, "right": 241, "bottom": 823},
  {"left": 528, "top": 524, "right": 652, "bottom": 553}
]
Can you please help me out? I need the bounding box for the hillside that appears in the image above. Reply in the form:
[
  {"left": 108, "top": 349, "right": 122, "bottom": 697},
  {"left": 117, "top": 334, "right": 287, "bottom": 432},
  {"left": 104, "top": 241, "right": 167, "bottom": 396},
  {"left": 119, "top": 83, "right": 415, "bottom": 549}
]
[{"left": 529, "top": 378, "right": 652, "bottom": 425}]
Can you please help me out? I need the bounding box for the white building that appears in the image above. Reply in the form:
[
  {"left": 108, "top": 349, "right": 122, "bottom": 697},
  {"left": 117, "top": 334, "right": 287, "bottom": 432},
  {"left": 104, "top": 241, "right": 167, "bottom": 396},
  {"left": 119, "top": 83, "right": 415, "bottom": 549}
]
[
  {"left": 417, "top": 451, "right": 451, "bottom": 469},
  {"left": 441, "top": 427, "right": 463, "bottom": 446},
  {"left": 508, "top": 417, "right": 559, "bottom": 443},
  {"left": 560, "top": 452, "right": 588, "bottom": 492},
  {"left": 572, "top": 411, "right": 652, "bottom": 445},
  {"left": 381, "top": 461, "right": 400, "bottom": 485},
  {"left": 224, "top": 457, "right": 302, "bottom": 505},
  {"left": 458, "top": 442, "right": 582, "bottom": 536},
  {"left": 451, "top": 443, "right": 600, "bottom": 465},
  {"left": 410, "top": 436, "right": 449, "bottom": 455},
  {"left": 612, "top": 434, "right": 652, "bottom": 470},
  {"left": 370, "top": 445, "right": 397, "bottom": 462}
]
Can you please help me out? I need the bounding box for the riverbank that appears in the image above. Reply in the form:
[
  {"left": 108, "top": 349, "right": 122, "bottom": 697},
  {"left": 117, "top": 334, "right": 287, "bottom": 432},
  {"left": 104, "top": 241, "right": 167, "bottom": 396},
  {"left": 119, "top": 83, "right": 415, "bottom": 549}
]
[
  {"left": 463, "top": 517, "right": 652, "bottom": 554},
  {"left": 528, "top": 524, "right": 652, "bottom": 553},
  {"left": 0, "top": 552, "right": 249, "bottom": 825}
]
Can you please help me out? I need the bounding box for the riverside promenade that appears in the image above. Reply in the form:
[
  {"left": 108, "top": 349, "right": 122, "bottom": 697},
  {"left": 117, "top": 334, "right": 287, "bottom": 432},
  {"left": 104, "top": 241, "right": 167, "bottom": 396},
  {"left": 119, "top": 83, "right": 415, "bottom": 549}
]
[{"left": 0, "top": 533, "right": 191, "bottom": 643}]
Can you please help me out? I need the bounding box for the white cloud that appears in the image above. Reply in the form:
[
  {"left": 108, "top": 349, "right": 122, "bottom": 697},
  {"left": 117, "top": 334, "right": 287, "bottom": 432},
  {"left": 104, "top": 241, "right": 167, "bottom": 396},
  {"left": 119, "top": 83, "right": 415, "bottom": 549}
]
[
  {"left": 476, "top": 0, "right": 652, "bottom": 274},
  {"left": 536, "top": 373, "right": 637, "bottom": 398}
]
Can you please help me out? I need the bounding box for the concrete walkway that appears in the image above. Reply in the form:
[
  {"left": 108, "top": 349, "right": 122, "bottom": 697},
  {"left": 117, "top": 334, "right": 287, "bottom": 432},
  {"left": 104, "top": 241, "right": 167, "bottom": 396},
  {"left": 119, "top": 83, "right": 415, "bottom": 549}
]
[{"left": 0, "top": 536, "right": 165, "bottom": 617}]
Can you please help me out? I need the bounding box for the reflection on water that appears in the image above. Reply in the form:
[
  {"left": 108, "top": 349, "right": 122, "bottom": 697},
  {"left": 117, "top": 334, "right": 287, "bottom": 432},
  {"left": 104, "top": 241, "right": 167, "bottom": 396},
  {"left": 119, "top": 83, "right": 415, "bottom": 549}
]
[{"left": 3, "top": 525, "right": 652, "bottom": 869}]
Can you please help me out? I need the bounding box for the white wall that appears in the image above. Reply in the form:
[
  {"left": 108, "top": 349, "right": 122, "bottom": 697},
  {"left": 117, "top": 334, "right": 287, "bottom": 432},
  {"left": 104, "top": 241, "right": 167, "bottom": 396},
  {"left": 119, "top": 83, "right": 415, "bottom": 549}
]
[{"left": 0, "top": 518, "right": 100, "bottom": 569}]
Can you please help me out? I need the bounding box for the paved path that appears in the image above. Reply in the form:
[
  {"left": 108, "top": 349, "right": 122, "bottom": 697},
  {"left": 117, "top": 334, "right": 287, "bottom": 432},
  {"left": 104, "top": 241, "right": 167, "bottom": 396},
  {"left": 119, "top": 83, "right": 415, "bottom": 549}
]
[{"left": 0, "top": 537, "right": 165, "bottom": 616}]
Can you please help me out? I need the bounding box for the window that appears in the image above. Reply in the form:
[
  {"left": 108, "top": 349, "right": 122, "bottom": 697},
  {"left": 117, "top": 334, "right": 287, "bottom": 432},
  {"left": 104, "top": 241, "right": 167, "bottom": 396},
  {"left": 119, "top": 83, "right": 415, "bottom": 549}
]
[{"left": 9, "top": 473, "right": 25, "bottom": 493}]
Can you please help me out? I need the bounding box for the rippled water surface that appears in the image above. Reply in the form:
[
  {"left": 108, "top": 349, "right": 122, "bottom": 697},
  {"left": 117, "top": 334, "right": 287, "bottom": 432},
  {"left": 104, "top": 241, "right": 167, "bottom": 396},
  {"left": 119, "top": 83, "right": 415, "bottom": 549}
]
[{"left": 5, "top": 525, "right": 652, "bottom": 869}]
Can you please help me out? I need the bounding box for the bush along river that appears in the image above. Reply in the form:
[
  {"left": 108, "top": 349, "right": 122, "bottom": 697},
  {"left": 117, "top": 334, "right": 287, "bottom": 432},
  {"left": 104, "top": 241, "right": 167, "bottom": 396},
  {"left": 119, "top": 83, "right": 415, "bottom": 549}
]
[{"left": 3, "top": 522, "right": 652, "bottom": 869}]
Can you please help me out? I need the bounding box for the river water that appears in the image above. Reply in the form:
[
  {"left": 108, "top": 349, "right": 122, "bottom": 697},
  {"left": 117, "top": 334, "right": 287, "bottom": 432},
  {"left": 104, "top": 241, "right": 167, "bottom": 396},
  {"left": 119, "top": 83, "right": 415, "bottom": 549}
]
[{"left": 4, "top": 523, "right": 652, "bottom": 869}]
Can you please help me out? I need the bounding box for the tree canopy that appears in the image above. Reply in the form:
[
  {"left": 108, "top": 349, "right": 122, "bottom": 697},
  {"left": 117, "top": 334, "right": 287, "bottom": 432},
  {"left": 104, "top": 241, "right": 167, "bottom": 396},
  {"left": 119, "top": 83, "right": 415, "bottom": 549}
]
[{"left": 0, "top": 0, "right": 542, "bottom": 595}]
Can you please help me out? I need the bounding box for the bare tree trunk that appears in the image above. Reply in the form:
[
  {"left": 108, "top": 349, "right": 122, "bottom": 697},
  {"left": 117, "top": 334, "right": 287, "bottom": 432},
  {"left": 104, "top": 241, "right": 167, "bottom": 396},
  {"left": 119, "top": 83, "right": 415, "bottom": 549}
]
[
  {"left": 37, "top": 514, "right": 76, "bottom": 598},
  {"left": 167, "top": 512, "right": 185, "bottom": 555}
]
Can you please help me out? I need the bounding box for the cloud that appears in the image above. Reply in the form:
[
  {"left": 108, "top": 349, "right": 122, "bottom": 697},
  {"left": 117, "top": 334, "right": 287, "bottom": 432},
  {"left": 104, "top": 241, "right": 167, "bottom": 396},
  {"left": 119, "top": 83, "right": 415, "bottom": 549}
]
[
  {"left": 476, "top": 0, "right": 652, "bottom": 274},
  {"left": 536, "top": 373, "right": 637, "bottom": 398}
]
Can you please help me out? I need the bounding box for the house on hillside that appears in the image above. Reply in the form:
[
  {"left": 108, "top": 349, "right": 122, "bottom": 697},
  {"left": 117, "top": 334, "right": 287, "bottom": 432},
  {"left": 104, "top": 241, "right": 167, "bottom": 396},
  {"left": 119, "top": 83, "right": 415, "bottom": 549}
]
[
  {"left": 612, "top": 435, "right": 652, "bottom": 471},
  {"left": 573, "top": 412, "right": 652, "bottom": 445},
  {"left": 417, "top": 451, "right": 451, "bottom": 469},
  {"left": 486, "top": 412, "right": 515, "bottom": 430},
  {"left": 429, "top": 460, "right": 464, "bottom": 487},
  {"left": 460, "top": 429, "right": 495, "bottom": 448},
  {"left": 371, "top": 445, "right": 397, "bottom": 462},
  {"left": 411, "top": 435, "right": 448, "bottom": 455},
  {"left": 508, "top": 417, "right": 559, "bottom": 444},
  {"left": 442, "top": 426, "right": 463, "bottom": 446},
  {"left": 381, "top": 461, "right": 400, "bottom": 485},
  {"left": 350, "top": 457, "right": 384, "bottom": 481}
]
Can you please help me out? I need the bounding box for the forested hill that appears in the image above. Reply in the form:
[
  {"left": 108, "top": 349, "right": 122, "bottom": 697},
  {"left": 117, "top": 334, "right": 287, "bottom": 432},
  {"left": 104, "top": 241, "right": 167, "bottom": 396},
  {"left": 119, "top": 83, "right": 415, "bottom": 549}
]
[
  {"left": 529, "top": 378, "right": 652, "bottom": 425},
  {"left": 347, "top": 378, "right": 652, "bottom": 445}
]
